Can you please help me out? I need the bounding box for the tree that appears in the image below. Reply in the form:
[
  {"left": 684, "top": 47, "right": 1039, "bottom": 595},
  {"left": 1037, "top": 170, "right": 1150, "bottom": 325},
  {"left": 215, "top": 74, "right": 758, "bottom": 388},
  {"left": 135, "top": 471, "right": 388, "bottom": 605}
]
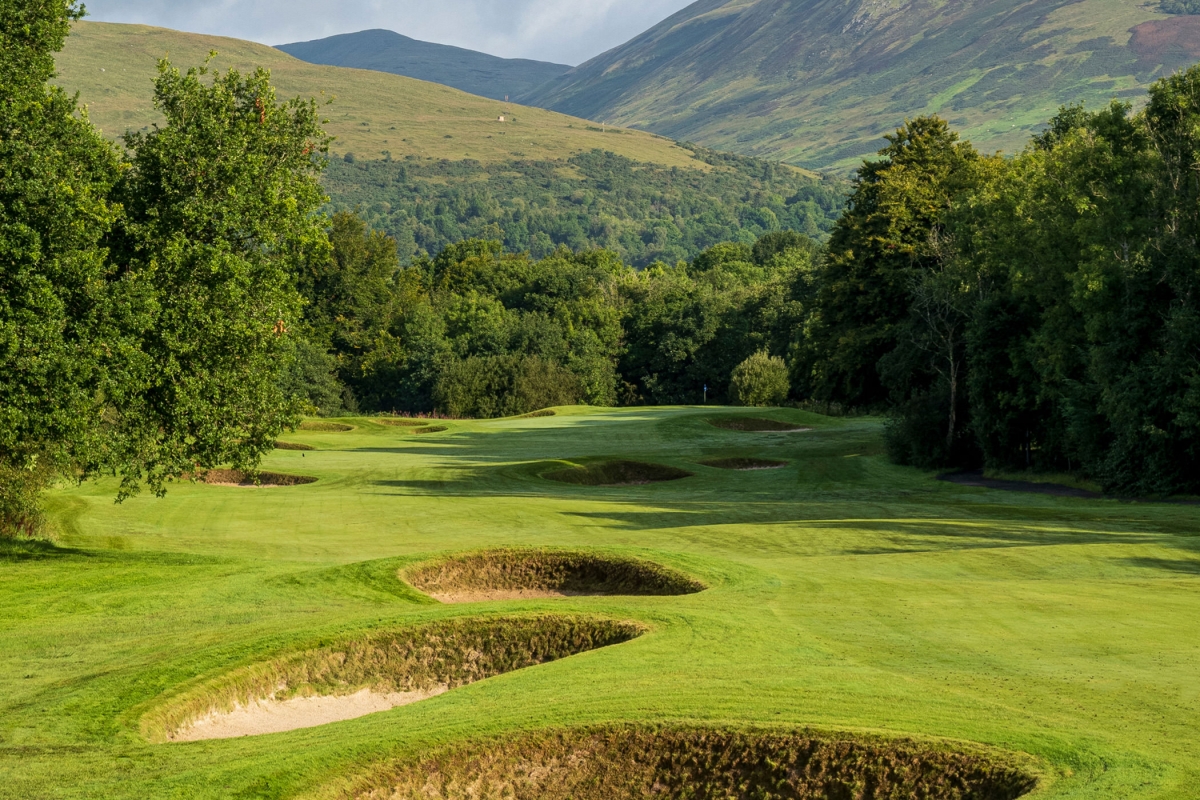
[
  {"left": 730, "top": 351, "right": 789, "bottom": 407},
  {"left": 102, "top": 57, "right": 332, "bottom": 498},
  {"left": 1, "top": 0, "right": 121, "bottom": 534},
  {"left": 803, "top": 117, "right": 981, "bottom": 408}
]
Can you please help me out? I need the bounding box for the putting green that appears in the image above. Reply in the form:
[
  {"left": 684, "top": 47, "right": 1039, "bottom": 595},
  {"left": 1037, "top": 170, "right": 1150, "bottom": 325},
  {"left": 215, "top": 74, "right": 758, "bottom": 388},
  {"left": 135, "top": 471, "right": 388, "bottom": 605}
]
[{"left": 1, "top": 406, "right": 1198, "bottom": 798}]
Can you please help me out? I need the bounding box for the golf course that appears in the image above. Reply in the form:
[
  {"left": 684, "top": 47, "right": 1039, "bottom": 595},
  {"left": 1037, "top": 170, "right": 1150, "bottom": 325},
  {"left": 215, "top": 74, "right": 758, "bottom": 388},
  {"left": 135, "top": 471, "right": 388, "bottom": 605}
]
[{"left": 2, "top": 407, "right": 1197, "bottom": 798}]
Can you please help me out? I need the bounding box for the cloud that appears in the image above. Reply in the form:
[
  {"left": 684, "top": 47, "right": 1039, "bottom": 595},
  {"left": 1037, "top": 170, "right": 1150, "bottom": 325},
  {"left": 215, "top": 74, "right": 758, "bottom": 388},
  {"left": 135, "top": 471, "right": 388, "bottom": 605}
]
[{"left": 82, "top": 0, "right": 697, "bottom": 65}]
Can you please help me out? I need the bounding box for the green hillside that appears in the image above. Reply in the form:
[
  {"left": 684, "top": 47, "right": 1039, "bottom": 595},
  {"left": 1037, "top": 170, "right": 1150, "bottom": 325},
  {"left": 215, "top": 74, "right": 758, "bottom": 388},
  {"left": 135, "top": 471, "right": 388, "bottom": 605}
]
[
  {"left": 55, "top": 22, "right": 843, "bottom": 262},
  {"left": 277, "top": 29, "right": 569, "bottom": 102},
  {"left": 527, "top": 0, "right": 1200, "bottom": 170},
  {"left": 55, "top": 21, "right": 700, "bottom": 168}
]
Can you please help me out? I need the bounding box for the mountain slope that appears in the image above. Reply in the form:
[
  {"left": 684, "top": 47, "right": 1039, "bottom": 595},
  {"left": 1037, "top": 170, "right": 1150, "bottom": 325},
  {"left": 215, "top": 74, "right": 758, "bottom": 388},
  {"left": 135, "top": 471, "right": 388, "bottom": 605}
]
[
  {"left": 526, "top": 0, "right": 1199, "bottom": 169},
  {"left": 55, "top": 21, "right": 701, "bottom": 168},
  {"left": 277, "top": 29, "right": 569, "bottom": 101}
]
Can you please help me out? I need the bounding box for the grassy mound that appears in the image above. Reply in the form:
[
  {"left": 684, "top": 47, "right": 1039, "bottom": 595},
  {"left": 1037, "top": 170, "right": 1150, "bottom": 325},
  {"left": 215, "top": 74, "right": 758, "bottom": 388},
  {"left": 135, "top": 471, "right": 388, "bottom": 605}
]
[
  {"left": 374, "top": 418, "right": 428, "bottom": 427},
  {"left": 405, "top": 550, "right": 705, "bottom": 602},
  {"left": 299, "top": 421, "right": 354, "bottom": 432},
  {"left": 542, "top": 459, "right": 692, "bottom": 486},
  {"left": 197, "top": 470, "right": 317, "bottom": 487},
  {"left": 411, "top": 425, "right": 447, "bottom": 434},
  {"left": 707, "top": 417, "right": 811, "bottom": 432},
  {"left": 350, "top": 725, "right": 1037, "bottom": 800},
  {"left": 700, "top": 457, "right": 789, "bottom": 470},
  {"left": 516, "top": 409, "right": 557, "bottom": 419},
  {"left": 274, "top": 441, "right": 315, "bottom": 451},
  {"left": 146, "top": 615, "right": 642, "bottom": 742}
]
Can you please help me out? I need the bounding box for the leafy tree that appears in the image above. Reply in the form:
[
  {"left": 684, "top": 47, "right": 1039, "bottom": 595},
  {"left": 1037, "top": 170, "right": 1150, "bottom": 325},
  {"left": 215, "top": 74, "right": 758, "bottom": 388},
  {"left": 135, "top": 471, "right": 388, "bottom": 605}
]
[
  {"left": 1, "top": 0, "right": 121, "bottom": 534},
  {"left": 730, "top": 351, "right": 789, "bottom": 407},
  {"left": 102, "top": 58, "right": 331, "bottom": 497},
  {"left": 804, "top": 117, "right": 981, "bottom": 409}
]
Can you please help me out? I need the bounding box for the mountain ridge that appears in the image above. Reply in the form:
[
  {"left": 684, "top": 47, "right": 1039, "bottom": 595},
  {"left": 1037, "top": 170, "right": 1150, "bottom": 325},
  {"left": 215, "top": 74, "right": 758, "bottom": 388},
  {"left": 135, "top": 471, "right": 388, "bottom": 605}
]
[
  {"left": 277, "top": 29, "right": 569, "bottom": 101},
  {"left": 528, "top": 0, "right": 1200, "bottom": 170}
]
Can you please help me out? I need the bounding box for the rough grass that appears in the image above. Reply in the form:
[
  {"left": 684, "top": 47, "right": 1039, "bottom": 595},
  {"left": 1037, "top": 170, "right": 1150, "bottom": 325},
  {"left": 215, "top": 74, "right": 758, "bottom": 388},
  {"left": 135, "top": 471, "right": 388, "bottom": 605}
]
[
  {"left": 351, "top": 725, "right": 1037, "bottom": 800},
  {"left": 274, "top": 441, "right": 316, "bottom": 451},
  {"left": 404, "top": 549, "right": 705, "bottom": 599},
  {"left": 299, "top": 421, "right": 354, "bottom": 432},
  {"left": 56, "top": 22, "right": 707, "bottom": 170},
  {"left": 515, "top": 409, "right": 557, "bottom": 419},
  {"left": 541, "top": 459, "right": 693, "bottom": 486},
  {"left": 144, "top": 615, "right": 643, "bottom": 743},
  {"left": 196, "top": 470, "right": 317, "bottom": 487},
  {"left": 699, "top": 457, "right": 789, "bottom": 470},
  {"left": 374, "top": 419, "right": 428, "bottom": 427},
  {"left": 411, "top": 425, "right": 448, "bottom": 435},
  {"left": 707, "top": 417, "right": 811, "bottom": 432}
]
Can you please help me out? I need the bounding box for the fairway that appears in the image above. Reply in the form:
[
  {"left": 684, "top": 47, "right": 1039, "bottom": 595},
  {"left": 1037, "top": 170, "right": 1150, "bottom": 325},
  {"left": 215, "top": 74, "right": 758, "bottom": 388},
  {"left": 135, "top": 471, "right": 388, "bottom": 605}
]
[{"left": 1, "top": 407, "right": 1198, "bottom": 798}]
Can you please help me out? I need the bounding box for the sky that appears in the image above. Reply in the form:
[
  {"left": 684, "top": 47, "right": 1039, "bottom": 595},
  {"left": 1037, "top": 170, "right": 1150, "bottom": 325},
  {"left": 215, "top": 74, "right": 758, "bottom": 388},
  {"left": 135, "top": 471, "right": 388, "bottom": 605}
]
[{"left": 81, "top": 0, "right": 697, "bottom": 66}]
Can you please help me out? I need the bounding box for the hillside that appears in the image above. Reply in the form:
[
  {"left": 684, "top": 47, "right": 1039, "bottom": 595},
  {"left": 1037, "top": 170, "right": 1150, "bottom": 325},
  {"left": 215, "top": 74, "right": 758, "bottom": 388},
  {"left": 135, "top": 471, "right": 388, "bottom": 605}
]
[
  {"left": 277, "top": 29, "right": 569, "bottom": 102},
  {"left": 54, "top": 21, "right": 701, "bottom": 168},
  {"left": 54, "top": 22, "right": 843, "bottom": 264},
  {"left": 526, "top": 0, "right": 1200, "bottom": 170}
]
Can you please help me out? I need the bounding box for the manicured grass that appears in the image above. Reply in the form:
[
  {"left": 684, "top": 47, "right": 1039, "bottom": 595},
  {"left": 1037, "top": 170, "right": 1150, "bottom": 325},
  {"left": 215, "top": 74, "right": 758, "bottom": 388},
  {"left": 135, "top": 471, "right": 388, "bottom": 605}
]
[{"left": 2, "top": 406, "right": 1199, "bottom": 797}]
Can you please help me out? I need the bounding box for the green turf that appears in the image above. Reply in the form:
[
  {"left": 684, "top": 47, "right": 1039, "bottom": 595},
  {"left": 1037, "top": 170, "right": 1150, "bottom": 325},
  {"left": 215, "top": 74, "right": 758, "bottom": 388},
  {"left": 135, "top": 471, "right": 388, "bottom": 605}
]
[{"left": 2, "top": 406, "right": 1198, "bottom": 798}]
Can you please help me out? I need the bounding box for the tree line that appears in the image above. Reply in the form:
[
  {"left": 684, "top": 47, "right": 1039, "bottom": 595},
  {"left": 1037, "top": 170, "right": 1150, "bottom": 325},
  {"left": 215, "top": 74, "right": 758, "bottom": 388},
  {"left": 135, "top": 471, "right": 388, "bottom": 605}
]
[{"left": 6, "top": 0, "right": 1198, "bottom": 540}]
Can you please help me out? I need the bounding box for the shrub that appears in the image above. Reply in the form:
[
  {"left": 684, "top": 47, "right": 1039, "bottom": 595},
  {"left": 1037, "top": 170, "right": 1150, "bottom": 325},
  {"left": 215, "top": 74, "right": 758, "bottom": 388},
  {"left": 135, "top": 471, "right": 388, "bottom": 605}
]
[{"left": 729, "top": 351, "right": 790, "bottom": 406}]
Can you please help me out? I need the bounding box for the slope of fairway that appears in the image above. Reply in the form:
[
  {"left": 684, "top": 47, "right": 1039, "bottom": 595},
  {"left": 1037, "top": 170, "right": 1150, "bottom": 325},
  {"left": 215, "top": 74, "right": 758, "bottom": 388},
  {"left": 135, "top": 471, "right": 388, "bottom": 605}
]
[
  {"left": 528, "top": 0, "right": 1194, "bottom": 170},
  {"left": 54, "top": 21, "right": 702, "bottom": 168},
  {"left": 2, "top": 407, "right": 1199, "bottom": 797}
]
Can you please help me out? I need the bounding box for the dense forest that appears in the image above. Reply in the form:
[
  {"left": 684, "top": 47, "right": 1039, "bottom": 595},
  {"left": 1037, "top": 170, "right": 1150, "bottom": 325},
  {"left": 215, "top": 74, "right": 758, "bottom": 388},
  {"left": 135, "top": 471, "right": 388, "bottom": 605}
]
[{"left": 322, "top": 145, "right": 843, "bottom": 266}]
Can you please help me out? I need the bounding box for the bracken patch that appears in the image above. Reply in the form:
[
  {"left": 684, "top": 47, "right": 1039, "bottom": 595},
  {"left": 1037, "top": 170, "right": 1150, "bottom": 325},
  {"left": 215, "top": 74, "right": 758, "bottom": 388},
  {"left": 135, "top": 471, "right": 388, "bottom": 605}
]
[
  {"left": 299, "top": 421, "right": 355, "bottom": 432},
  {"left": 197, "top": 470, "right": 317, "bottom": 487},
  {"left": 700, "top": 457, "right": 789, "bottom": 470},
  {"left": 542, "top": 459, "right": 692, "bottom": 486},
  {"left": 349, "top": 725, "right": 1037, "bottom": 800},
  {"left": 707, "top": 417, "right": 811, "bottom": 432},
  {"left": 146, "top": 615, "right": 643, "bottom": 743},
  {"left": 404, "top": 549, "right": 705, "bottom": 603}
]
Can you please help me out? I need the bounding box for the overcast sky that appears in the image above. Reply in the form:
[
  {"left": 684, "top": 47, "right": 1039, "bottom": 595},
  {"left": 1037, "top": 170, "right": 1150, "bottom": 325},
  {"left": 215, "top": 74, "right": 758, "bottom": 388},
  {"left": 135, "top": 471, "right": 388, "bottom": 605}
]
[{"left": 82, "top": 0, "right": 696, "bottom": 65}]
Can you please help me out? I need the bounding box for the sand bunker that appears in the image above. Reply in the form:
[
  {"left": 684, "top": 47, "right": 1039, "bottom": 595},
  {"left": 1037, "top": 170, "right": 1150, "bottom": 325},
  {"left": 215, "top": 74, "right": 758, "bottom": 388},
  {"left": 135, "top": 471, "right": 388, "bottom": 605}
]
[
  {"left": 197, "top": 470, "right": 317, "bottom": 487},
  {"left": 171, "top": 686, "right": 448, "bottom": 741},
  {"left": 405, "top": 549, "right": 705, "bottom": 603},
  {"left": 700, "top": 457, "right": 788, "bottom": 470},
  {"left": 150, "top": 615, "right": 642, "bottom": 743},
  {"left": 349, "top": 725, "right": 1037, "bottom": 800},
  {"left": 541, "top": 459, "right": 692, "bottom": 486},
  {"left": 298, "top": 421, "right": 354, "bottom": 432},
  {"left": 274, "top": 441, "right": 315, "bottom": 451},
  {"left": 707, "top": 417, "right": 812, "bottom": 432}
]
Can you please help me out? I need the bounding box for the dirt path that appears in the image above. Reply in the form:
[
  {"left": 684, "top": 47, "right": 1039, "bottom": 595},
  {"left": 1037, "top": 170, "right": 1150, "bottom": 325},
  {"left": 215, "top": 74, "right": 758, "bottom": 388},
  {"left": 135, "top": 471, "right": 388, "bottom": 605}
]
[{"left": 171, "top": 686, "right": 448, "bottom": 741}]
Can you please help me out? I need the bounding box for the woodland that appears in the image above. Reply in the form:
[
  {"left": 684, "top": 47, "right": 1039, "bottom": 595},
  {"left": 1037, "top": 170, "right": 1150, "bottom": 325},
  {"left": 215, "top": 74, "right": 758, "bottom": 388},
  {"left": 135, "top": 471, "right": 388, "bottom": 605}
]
[{"left": 4, "top": 0, "right": 1200, "bottom": 543}]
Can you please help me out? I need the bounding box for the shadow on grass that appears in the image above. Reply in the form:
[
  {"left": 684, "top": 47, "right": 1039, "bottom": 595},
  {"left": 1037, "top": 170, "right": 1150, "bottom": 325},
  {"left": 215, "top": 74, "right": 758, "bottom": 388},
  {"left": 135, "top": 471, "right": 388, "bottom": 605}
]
[
  {"left": 1122, "top": 556, "right": 1200, "bottom": 574},
  {"left": 0, "top": 538, "right": 86, "bottom": 562}
]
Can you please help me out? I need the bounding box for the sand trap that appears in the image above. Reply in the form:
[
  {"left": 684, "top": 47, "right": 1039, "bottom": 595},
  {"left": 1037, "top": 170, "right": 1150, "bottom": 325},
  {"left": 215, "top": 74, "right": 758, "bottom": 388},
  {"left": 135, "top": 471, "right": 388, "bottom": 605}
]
[
  {"left": 171, "top": 686, "right": 448, "bottom": 741},
  {"left": 427, "top": 588, "right": 583, "bottom": 604}
]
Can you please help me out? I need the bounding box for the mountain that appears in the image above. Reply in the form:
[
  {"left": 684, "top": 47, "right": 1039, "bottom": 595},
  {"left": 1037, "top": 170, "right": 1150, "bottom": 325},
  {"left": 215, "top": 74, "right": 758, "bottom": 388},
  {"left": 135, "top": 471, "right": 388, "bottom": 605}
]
[
  {"left": 526, "top": 0, "right": 1200, "bottom": 170},
  {"left": 277, "top": 29, "right": 569, "bottom": 101},
  {"left": 55, "top": 21, "right": 700, "bottom": 168},
  {"left": 53, "top": 22, "right": 843, "bottom": 266}
]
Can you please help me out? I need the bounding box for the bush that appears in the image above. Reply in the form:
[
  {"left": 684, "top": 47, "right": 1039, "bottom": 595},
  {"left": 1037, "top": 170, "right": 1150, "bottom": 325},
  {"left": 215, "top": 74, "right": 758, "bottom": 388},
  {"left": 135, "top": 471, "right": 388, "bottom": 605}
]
[{"left": 729, "top": 351, "right": 789, "bottom": 407}]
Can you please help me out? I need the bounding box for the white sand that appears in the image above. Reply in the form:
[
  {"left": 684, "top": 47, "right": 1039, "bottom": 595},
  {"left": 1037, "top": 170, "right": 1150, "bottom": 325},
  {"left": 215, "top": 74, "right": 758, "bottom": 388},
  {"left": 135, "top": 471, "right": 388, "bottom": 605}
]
[
  {"left": 429, "top": 589, "right": 579, "bottom": 604},
  {"left": 171, "top": 686, "right": 448, "bottom": 741}
]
